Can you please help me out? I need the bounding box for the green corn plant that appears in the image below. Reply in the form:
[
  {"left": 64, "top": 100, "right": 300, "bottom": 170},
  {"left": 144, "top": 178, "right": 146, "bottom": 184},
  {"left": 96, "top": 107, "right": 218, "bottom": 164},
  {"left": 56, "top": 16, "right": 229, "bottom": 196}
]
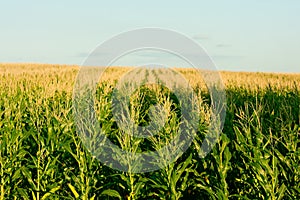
[{"left": 0, "top": 64, "right": 300, "bottom": 199}]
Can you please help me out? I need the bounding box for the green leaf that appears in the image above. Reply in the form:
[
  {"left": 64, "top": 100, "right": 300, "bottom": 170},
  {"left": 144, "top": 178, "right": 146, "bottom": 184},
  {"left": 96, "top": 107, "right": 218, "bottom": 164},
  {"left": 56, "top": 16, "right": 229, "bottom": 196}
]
[
  {"left": 41, "top": 185, "right": 61, "bottom": 200},
  {"left": 277, "top": 184, "right": 287, "bottom": 200},
  {"left": 67, "top": 183, "right": 79, "bottom": 198},
  {"left": 100, "top": 189, "right": 122, "bottom": 199}
]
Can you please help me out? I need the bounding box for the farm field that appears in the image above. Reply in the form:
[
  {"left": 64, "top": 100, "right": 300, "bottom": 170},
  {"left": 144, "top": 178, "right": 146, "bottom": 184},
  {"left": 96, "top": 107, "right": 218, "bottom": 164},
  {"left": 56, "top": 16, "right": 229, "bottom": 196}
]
[{"left": 0, "top": 63, "right": 299, "bottom": 199}]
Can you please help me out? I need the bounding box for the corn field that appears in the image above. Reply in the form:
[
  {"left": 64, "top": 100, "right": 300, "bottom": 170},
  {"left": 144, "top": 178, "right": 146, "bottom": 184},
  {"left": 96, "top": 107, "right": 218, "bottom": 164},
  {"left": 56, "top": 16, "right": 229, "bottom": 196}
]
[{"left": 0, "top": 63, "right": 299, "bottom": 199}]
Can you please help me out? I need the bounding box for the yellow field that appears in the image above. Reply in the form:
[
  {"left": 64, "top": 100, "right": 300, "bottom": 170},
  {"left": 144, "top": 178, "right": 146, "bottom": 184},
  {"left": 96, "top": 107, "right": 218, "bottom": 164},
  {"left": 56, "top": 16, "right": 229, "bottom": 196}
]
[{"left": 1, "top": 63, "right": 299, "bottom": 94}]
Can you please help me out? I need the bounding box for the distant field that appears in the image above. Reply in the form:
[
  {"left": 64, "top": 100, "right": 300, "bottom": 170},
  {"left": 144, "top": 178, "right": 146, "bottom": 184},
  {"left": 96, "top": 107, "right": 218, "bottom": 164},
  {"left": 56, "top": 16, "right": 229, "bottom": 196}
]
[
  {"left": 1, "top": 63, "right": 299, "bottom": 91},
  {"left": 0, "top": 63, "right": 299, "bottom": 199}
]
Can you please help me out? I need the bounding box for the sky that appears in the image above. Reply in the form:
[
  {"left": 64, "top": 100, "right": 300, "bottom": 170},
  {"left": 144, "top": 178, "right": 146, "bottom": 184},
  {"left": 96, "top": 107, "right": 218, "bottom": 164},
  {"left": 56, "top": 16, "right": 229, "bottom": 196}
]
[{"left": 1, "top": 0, "right": 299, "bottom": 72}]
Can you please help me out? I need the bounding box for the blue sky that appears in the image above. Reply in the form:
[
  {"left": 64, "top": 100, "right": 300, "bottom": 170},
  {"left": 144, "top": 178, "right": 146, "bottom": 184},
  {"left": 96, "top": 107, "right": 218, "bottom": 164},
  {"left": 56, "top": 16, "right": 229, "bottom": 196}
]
[{"left": 1, "top": 0, "right": 299, "bottom": 72}]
